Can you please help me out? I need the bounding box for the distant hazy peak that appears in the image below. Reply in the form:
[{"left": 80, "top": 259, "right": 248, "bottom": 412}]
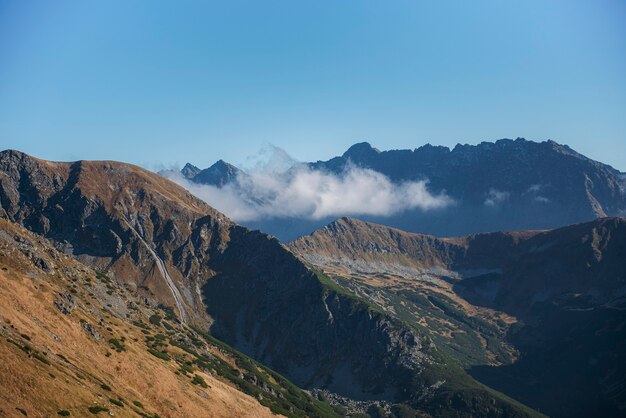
[
  {"left": 209, "top": 159, "right": 238, "bottom": 171},
  {"left": 181, "top": 162, "right": 201, "bottom": 179},
  {"left": 336, "top": 138, "right": 586, "bottom": 158},
  {"left": 341, "top": 142, "right": 381, "bottom": 160},
  {"left": 190, "top": 159, "right": 242, "bottom": 187}
]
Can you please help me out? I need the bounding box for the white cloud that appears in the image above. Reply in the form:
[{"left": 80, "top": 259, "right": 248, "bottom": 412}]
[
  {"left": 484, "top": 188, "right": 510, "bottom": 207},
  {"left": 523, "top": 184, "right": 550, "bottom": 203},
  {"left": 162, "top": 153, "right": 453, "bottom": 222}
]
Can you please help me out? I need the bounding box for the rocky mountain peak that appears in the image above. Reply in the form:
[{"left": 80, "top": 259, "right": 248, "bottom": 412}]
[
  {"left": 341, "top": 141, "right": 381, "bottom": 161},
  {"left": 190, "top": 159, "right": 242, "bottom": 187},
  {"left": 181, "top": 162, "right": 201, "bottom": 179},
  {"left": 0, "top": 149, "right": 27, "bottom": 161},
  {"left": 210, "top": 159, "right": 238, "bottom": 173}
]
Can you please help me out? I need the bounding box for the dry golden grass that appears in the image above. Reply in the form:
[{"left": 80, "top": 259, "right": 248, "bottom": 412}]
[{"left": 0, "top": 219, "right": 278, "bottom": 418}]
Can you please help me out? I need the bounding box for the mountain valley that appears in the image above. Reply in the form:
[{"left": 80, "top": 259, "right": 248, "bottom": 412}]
[{"left": 289, "top": 217, "right": 626, "bottom": 417}]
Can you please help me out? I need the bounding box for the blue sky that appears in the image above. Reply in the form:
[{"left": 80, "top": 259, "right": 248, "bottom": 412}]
[{"left": 1, "top": 0, "right": 625, "bottom": 170}]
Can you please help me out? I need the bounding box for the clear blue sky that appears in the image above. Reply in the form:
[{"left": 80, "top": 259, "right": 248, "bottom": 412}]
[{"left": 1, "top": 0, "right": 625, "bottom": 170}]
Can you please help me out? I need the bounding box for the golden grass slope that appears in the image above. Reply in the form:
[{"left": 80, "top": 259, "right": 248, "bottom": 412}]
[{"left": 0, "top": 218, "right": 278, "bottom": 418}]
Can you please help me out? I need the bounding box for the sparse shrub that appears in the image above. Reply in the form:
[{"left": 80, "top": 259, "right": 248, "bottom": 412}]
[
  {"left": 100, "top": 383, "right": 111, "bottom": 391},
  {"left": 132, "top": 400, "right": 143, "bottom": 408},
  {"left": 109, "top": 398, "right": 124, "bottom": 407},
  {"left": 108, "top": 338, "right": 126, "bottom": 352},
  {"left": 178, "top": 363, "right": 193, "bottom": 374},
  {"left": 147, "top": 348, "right": 170, "bottom": 361},
  {"left": 15, "top": 407, "right": 28, "bottom": 416},
  {"left": 169, "top": 339, "right": 197, "bottom": 356},
  {"left": 87, "top": 406, "right": 109, "bottom": 414},
  {"left": 33, "top": 352, "right": 50, "bottom": 365},
  {"left": 158, "top": 304, "right": 176, "bottom": 321},
  {"left": 57, "top": 410, "right": 70, "bottom": 416},
  {"left": 132, "top": 320, "right": 147, "bottom": 329},
  {"left": 20, "top": 333, "right": 31, "bottom": 341},
  {"left": 189, "top": 334, "right": 203, "bottom": 348},
  {"left": 191, "top": 374, "right": 208, "bottom": 388},
  {"left": 149, "top": 314, "right": 162, "bottom": 326}
]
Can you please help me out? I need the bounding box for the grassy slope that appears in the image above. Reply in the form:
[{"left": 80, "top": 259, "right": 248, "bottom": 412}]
[{"left": 312, "top": 269, "right": 544, "bottom": 418}]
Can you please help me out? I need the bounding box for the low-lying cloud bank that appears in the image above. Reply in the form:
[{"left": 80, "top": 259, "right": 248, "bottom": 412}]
[{"left": 163, "top": 164, "right": 453, "bottom": 222}]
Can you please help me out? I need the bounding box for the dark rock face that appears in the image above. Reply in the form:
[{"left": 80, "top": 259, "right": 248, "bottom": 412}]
[
  {"left": 458, "top": 218, "right": 626, "bottom": 418},
  {"left": 201, "top": 227, "right": 434, "bottom": 400},
  {"left": 308, "top": 138, "right": 625, "bottom": 236}
]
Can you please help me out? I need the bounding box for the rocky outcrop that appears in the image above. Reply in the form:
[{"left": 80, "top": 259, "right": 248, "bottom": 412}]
[{"left": 54, "top": 292, "right": 76, "bottom": 315}]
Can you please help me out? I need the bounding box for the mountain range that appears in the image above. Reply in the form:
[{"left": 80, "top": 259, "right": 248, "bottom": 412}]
[
  {"left": 179, "top": 138, "right": 626, "bottom": 241},
  {"left": 1, "top": 147, "right": 625, "bottom": 417},
  {"left": 0, "top": 150, "right": 541, "bottom": 417}
]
